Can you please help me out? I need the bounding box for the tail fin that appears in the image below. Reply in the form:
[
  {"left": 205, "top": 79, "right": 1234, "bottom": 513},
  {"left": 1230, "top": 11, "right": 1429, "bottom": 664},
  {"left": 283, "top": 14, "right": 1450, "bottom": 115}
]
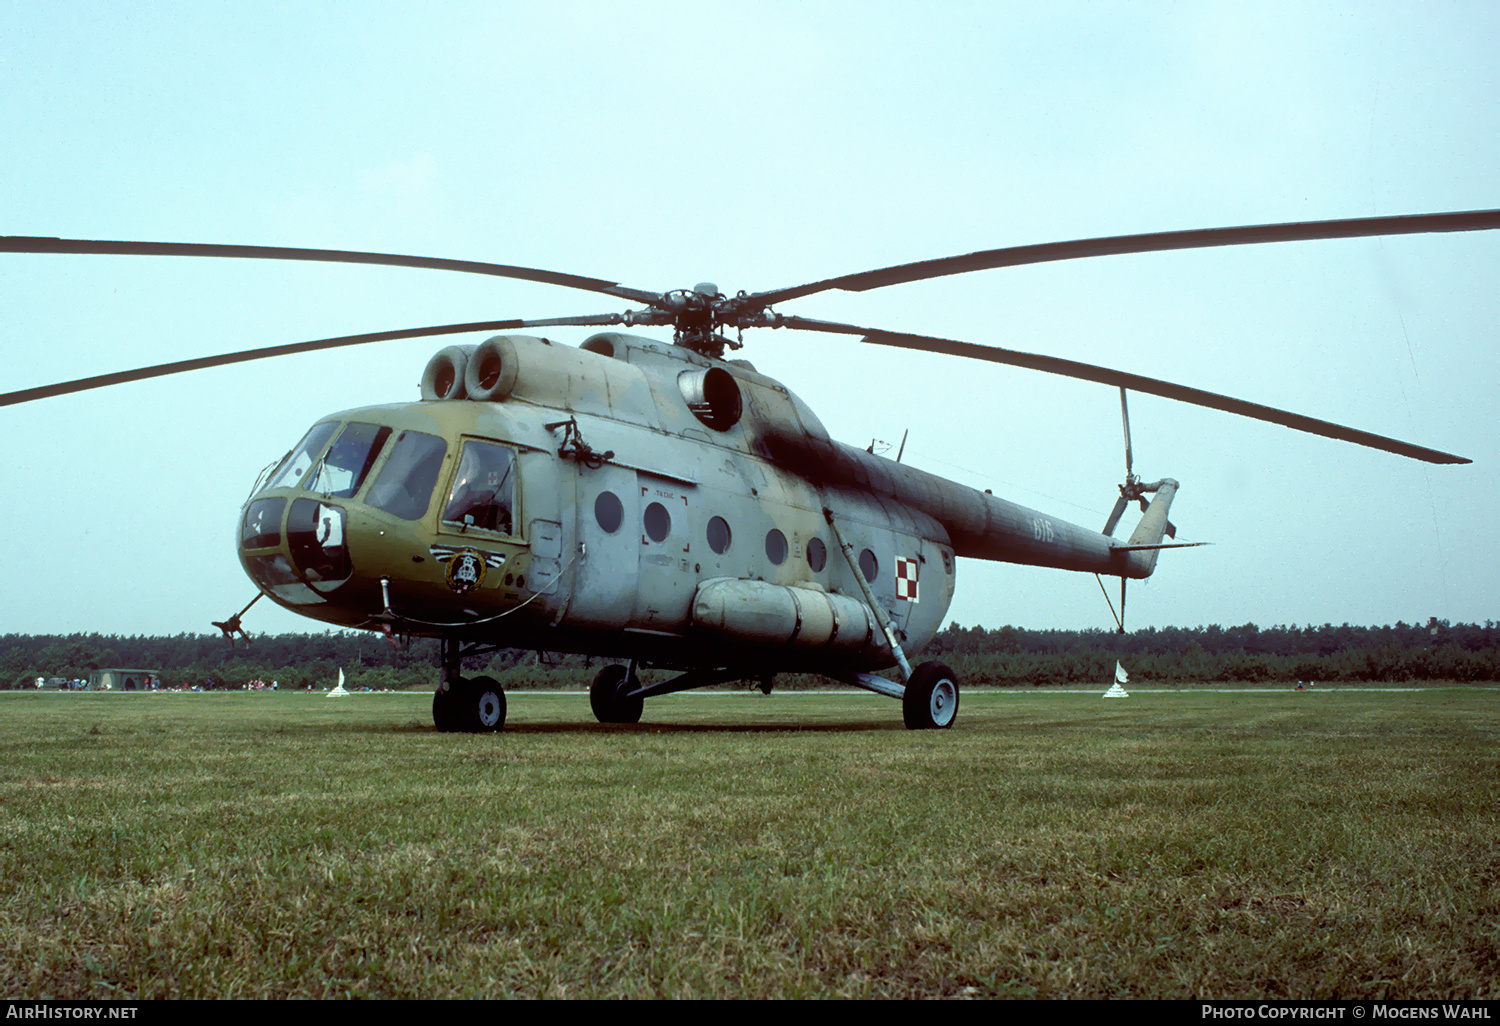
[
  {"left": 1121, "top": 479, "right": 1180, "bottom": 577},
  {"left": 1103, "top": 477, "right": 1206, "bottom": 632}
]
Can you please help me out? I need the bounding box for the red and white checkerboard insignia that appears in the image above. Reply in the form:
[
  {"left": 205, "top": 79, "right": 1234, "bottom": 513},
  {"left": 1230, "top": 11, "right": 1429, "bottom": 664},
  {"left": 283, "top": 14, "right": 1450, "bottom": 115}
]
[{"left": 894, "top": 557, "right": 920, "bottom": 602}]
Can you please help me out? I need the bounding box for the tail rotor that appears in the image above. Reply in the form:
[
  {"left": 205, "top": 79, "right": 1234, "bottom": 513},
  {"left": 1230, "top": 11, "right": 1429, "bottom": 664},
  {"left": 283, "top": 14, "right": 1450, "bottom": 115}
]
[
  {"left": 1102, "top": 388, "right": 1177, "bottom": 541},
  {"left": 1100, "top": 387, "right": 1181, "bottom": 633}
]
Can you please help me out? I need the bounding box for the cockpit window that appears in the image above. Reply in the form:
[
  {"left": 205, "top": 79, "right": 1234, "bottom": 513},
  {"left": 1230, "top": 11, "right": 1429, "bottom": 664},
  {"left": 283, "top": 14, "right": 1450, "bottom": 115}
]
[
  {"left": 306, "top": 422, "right": 391, "bottom": 498},
  {"left": 441, "top": 441, "right": 517, "bottom": 535},
  {"left": 264, "top": 422, "right": 338, "bottom": 492},
  {"left": 365, "top": 431, "right": 447, "bottom": 521}
]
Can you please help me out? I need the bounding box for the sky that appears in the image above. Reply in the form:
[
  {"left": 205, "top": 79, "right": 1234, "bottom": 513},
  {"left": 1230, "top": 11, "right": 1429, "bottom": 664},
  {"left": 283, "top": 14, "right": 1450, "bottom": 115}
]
[{"left": 1, "top": 1, "right": 1496, "bottom": 639}]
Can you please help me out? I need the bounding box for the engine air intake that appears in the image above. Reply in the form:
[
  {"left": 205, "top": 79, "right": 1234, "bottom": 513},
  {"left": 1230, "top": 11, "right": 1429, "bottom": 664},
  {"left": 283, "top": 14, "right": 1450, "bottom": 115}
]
[
  {"left": 678, "top": 367, "right": 742, "bottom": 431},
  {"left": 420, "top": 345, "right": 475, "bottom": 401}
]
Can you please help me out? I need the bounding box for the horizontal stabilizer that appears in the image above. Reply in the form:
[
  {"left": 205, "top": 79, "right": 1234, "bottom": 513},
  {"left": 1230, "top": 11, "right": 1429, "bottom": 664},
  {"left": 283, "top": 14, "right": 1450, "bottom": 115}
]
[{"left": 1111, "top": 541, "right": 1211, "bottom": 552}]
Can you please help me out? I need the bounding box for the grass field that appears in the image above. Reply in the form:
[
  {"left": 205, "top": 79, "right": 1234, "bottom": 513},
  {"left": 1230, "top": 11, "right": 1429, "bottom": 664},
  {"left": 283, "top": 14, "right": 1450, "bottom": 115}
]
[{"left": 1, "top": 686, "right": 1496, "bottom": 999}]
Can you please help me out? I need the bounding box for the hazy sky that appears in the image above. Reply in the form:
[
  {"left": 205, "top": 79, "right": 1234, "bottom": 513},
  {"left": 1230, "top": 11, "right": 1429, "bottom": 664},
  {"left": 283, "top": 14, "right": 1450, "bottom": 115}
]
[{"left": 2, "top": 1, "right": 1496, "bottom": 638}]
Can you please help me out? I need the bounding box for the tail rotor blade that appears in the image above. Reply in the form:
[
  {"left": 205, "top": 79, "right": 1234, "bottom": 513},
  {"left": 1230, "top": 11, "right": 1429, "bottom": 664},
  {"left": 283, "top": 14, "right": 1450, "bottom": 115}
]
[
  {"left": 1103, "top": 495, "right": 1130, "bottom": 537},
  {"left": 1119, "top": 387, "right": 1134, "bottom": 479}
]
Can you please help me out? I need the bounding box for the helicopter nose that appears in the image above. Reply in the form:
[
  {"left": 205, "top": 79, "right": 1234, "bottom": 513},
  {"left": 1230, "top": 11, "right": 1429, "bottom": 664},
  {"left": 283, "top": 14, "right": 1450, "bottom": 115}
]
[{"left": 241, "top": 496, "right": 354, "bottom": 602}]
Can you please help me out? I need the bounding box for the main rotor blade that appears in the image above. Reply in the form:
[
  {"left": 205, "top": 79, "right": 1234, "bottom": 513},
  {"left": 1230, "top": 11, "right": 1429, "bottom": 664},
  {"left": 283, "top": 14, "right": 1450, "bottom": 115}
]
[
  {"left": 778, "top": 317, "right": 1470, "bottom": 465},
  {"left": 0, "top": 236, "right": 664, "bottom": 306},
  {"left": 747, "top": 209, "right": 1500, "bottom": 307},
  {"left": 0, "top": 313, "right": 641, "bottom": 406}
]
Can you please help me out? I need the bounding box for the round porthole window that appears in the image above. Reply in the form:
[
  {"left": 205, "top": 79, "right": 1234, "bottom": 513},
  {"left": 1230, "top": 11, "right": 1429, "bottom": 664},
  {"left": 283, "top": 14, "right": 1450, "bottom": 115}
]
[
  {"left": 594, "top": 492, "right": 623, "bottom": 534},
  {"left": 644, "top": 502, "right": 672, "bottom": 543},
  {"left": 859, "top": 549, "right": 878, "bottom": 583},
  {"left": 766, "top": 529, "right": 788, "bottom": 565},
  {"left": 806, "top": 537, "right": 827, "bottom": 572},
  {"left": 707, "top": 516, "right": 732, "bottom": 554}
]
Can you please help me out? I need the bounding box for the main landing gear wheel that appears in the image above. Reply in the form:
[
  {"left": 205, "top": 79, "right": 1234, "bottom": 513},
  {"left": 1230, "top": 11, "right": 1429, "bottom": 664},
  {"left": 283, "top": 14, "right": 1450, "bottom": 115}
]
[
  {"left": 590, "top": 664, "right": 643, "bottom": 724},
  {"left": 433, "top": 684, "right": 458, "bottom": 733},
  {"left": 434, "top": 676, "right": 507, "bottom": 733},
  {"left": 903, "top": 661, "right": 959, "bottom": 730}
]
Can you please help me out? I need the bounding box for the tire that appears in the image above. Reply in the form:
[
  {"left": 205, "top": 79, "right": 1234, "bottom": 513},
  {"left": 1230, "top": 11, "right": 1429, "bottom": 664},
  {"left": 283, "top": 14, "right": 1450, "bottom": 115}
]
[
  {"left": 590, "top": 664, "right": 643, "bottom": 724},
  {"left": 433, "top": 683, "right": 459, "bottom": 732},
  {"left": 459, "top": 675, "right": 507, "bottom": 733},
  {"left": 903, "top": 661, "right": 959, "bottom": 730}
]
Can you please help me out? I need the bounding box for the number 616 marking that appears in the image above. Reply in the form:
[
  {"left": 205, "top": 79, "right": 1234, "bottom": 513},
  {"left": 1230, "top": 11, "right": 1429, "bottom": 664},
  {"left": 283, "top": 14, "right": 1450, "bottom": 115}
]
[{"left": 1031, "top": 517, "right": 1055, "bottom": 543}]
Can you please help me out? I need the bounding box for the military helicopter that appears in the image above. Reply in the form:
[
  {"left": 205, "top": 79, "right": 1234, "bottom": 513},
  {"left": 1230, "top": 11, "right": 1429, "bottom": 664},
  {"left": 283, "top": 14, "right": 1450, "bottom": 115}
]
[{"left": 3, "top": 209, "right": 1494, "bottom": 732}]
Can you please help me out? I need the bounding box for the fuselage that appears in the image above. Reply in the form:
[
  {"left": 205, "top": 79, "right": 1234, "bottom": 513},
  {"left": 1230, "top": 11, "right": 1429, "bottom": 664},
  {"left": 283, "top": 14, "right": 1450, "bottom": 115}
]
[{"left": 236, "top": 332, "right": 1164, "bottom": 673}]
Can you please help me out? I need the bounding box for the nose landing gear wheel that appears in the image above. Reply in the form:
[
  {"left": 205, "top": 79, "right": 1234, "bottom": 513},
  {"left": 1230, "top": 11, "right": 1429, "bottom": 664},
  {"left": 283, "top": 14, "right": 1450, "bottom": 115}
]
[
  {"left": 590, "top": 664, "right": 643, "bottom": 724},
  {"left": 466, "top": 675, "right": 507, "bottom": 732},
  {"left": 903, "top": 661, "right": 959, "bottom": 730},
  {"left": 435, "top": 676, "right": 507, "bottom": 733}
]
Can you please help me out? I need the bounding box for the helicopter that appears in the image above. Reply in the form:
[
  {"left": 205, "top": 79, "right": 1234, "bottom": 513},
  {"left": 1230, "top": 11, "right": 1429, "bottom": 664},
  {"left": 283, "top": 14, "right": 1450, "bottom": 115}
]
[{"left": 3, "top": 209, "right": 1494, "bottom": 732}]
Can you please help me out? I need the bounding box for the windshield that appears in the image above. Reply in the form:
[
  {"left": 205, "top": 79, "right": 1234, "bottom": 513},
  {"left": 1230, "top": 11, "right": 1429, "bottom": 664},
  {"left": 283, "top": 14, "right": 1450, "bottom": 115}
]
[
  {"left": 263, "top": 422, "right": 338, "bottom": 492},
  {"left": 306, "top": 422, "right": 392, "bottom": 498}
]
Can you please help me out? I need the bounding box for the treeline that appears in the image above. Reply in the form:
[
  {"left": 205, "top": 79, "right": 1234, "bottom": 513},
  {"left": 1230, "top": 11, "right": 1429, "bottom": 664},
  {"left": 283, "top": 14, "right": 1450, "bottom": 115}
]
[
  {"left": 1, "top": 633, "right": 655, "bottom": 692},
  {"left": 1, "top": 633, "right": 451, "bottom": 691},
  {"left": 925, "top": 619, "right": 1500, "bottom": 685},
  {"left": 3, "top": 618, "right": 1497, "bottom": 691}
]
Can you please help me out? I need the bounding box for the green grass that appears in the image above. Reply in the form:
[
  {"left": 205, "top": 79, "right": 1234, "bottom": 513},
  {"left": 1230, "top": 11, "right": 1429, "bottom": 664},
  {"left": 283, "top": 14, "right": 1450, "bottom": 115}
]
[{"left": 1, "top": 687, "right": 1496, "bottom": 999}]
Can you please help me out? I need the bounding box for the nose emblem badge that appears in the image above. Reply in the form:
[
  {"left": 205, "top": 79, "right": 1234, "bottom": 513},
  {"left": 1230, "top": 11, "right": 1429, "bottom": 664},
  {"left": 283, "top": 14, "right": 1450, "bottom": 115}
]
[{"left": 445, "top": 549, "right": 487, "bottom": 594}]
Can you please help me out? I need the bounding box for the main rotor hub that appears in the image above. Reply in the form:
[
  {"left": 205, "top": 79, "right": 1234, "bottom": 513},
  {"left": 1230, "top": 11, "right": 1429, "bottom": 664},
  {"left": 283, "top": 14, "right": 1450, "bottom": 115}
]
[{"left": 661, "top": 282, "right": 756, "bottom": 358}]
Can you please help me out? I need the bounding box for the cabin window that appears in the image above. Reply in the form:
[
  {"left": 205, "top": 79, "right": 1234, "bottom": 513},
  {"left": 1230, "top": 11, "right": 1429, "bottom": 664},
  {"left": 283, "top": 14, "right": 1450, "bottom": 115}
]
[
  {"left": 806, "top": 537, "right": 827, "bottom": 572},
  {"left": 366, "top": 431, "right": 447, "bottom": 521},
  {"left": 306, "top": 422, "right": 392, "bottom": 498},
  {"left": 595, "top": 491, "right": 624, "bottom": 533},
  {"left": 643, "top": 502, "right": 672, "bottom": 543},
  {"left": 442, "top": 441, "right": 518, "bottom": 535},
  {"left": 264, "top": 421, "right": 338, "bottom": 492},
  {"left": 765, "top": 529, "right": 788, "bottom": 565},
  {"left": 859, "top": 549, "right": 878, "bottom": 583},
  {"left": 707, "top": 516, "right": 732, "bottom": 554}
]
